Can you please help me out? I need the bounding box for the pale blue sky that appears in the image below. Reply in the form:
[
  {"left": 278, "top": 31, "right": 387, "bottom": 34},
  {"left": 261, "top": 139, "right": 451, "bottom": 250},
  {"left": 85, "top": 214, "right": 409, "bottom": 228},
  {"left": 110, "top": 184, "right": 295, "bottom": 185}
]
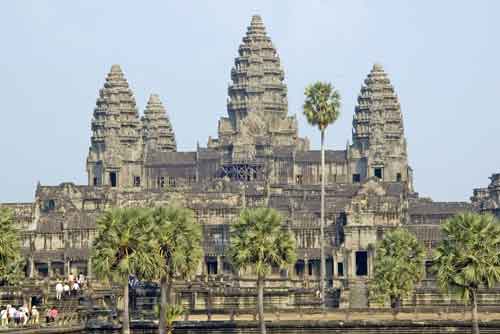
[{"left": 1, "top": 1, "right": 499, "bottom": 202}]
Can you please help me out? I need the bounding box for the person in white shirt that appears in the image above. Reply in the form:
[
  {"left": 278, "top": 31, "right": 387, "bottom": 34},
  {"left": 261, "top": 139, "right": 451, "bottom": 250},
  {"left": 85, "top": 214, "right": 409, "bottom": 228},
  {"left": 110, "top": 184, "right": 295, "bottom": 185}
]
[
  {"left": 8, "top": 305, "right": 16, "bottom": 325},
  {"left": 63, "top": 283, "right": 70, "bottom": 297},
  {"left": 0, "top": 307, "right": 8, "bottom": 327},
  {"left": 31, "top": 306, "right": 39, "bottom": 325},
  {"left": 19, "top": 305, "right": 29, "bottom": 326},
  {"left": 72, "top": 281, "right": 80, "bottom": 295},
  {"left": 55, "top": 282, "right": 64, "bottom": 300}
]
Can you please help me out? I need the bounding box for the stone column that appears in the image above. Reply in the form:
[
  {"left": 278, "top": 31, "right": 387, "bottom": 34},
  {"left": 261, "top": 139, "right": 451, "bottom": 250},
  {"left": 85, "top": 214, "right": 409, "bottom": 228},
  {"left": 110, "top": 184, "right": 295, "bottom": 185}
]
[
  {"left": 65, "top": 259, "right": 70, "bottom": 276},
  {"left": 332, "top": 252, "right": 337, "bottom": 279},
  {"left": 304, "top": 256, "right": 309, "bottom": 284},
  {"left": 29, "top": 256, "right": 35, "bottom": 278},
  {"left": 368, "top": 249, "right": 373, "bottom": 279},
  {"left": 87, "top": 257, "right": 92, "bottom": 281},
  {"left": 47, "top": 261, "right": 52, "bottom": 278},
  {"left": 350, "top": 251, "right": 357, "bottom": 278},
  {"left": 217, "top": 256, "right": 223, "bottom": 276}
]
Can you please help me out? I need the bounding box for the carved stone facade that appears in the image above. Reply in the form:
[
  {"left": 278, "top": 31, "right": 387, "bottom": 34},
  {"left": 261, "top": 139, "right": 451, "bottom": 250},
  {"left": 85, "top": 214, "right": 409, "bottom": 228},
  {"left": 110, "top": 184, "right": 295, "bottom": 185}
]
[
  {"left": 1, "top": 15, "right": 496, "bottom": 310},
  {"left": 471, "top": 173, "right": 500, "bottom": 217}
]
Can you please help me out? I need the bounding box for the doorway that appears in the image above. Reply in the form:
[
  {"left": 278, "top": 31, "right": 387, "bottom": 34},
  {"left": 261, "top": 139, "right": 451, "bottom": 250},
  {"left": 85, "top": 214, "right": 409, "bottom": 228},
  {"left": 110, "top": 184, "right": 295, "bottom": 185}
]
[{"left": 355, "top": 251, "right": 368, "bottom": 276}]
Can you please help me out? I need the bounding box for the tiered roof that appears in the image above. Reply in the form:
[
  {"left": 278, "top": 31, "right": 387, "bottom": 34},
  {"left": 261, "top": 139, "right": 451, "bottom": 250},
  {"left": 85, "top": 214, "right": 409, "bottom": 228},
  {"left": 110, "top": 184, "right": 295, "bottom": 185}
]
[
  {"left": 227, "top": 15, "right": 288, "bottom": 122},
  {"left": 352, "top": 64, "right": 404, "bottom": 147},
  {"left": 142, "top": 94, "right": 176, "bottom": 152},
  {"left": 90, "top": 64, "right": 141, "bottom": 146}
]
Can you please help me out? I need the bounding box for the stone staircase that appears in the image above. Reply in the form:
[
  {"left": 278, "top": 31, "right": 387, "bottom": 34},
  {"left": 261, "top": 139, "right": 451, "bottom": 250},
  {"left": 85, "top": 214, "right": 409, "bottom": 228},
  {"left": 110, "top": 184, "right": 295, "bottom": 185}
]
[{"left": 349, "top": 279, "right": 368, "bottom": 308}]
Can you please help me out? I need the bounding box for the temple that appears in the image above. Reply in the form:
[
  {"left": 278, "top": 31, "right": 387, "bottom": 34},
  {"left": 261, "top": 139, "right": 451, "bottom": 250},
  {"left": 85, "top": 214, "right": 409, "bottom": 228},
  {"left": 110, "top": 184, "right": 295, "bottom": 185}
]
[{"left": 2, "top": 15, "right": 499, "bottom": 311}]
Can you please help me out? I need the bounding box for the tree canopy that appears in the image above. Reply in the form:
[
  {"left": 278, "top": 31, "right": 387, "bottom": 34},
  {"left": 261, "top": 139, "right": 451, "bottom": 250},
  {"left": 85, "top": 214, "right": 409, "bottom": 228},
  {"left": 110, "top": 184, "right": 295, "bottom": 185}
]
[
  {"left": 303, "top": 81, "right": 341, "bottom": 131},
  {"left": 151, "top": 205, "right": 202, "bottom": 334},
  {"left": 434, "top": 212, "right": 500, "bottom": 299},
  {"left": 433, "top": 212, "right": 500, "bottom": 334},
  {"left": 370, "top": 228, "right": 425, "bottom": 311},
  {"left": 0, "top": 208, "right": 22, "bottom": 285},
  {"left": 229, "top": 207, "right": 296, "bottom": 278}
]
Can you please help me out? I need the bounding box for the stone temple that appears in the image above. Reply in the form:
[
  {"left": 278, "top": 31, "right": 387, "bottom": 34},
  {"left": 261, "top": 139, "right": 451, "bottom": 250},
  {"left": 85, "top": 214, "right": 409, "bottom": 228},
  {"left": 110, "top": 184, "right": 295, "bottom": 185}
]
[{"left": 2, "top": 15, "right": 499, "bottom": 310}]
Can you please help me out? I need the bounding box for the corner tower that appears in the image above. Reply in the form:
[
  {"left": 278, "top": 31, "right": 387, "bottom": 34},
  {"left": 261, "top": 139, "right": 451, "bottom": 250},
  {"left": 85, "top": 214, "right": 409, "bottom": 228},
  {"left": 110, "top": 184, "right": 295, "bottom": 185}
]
[
  {"left": 86, "top": 65, "right": 143, "bottom": 188},
  {"left": 350, "top": 64, "right": 412, "bottom": 187},
  {"left": 209, "top": 15, "right": 308, "bottom": 162},
  {"left": 142, "top": 94, "right": 176, "bottom": 153}
]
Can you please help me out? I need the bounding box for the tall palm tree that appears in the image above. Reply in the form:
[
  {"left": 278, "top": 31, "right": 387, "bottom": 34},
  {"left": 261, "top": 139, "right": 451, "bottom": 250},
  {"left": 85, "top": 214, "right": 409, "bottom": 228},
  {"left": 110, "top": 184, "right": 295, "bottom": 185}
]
[
  {"left": 370, "top": 228, "right": 425, "bottom": 318},
  {"left": 151, "top": 206, "right": 202, "bottom": 334},
  {"left": 0, "top": 208, "right": 22, "bottom": 285},
  {"left": 434, "top": 212, "right": 500, "bottom": 334},
  {"left": 303, "top": 82, "right": 341, "bottom": 306},
  {"left": 91, "top": 208, "right": 162, "bottom": 334},
  {"left": 229, "top": 208, "right": 296, "bottom": 334}
]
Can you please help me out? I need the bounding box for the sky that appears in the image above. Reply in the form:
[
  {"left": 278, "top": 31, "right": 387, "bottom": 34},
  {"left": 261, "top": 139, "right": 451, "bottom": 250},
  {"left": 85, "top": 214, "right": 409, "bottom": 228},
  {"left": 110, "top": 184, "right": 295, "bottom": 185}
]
[{"left": 0, "top": 1, "right": 499, "bottom": 203}]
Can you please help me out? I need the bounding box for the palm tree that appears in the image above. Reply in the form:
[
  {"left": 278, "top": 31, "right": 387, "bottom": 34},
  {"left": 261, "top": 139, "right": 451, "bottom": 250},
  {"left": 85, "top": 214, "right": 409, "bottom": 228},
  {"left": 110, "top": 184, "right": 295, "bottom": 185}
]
[
  {"left": 91, "top": 208, "right": 162, "bottom": 334},
  {"left": 229, "top": 208, "right": 296, "bottom": 334},
  {"left": 303, "top": 82, "right": 341, "bottom": 306},
  {"left": 155, "top": 304, "right": 185, "bottom": 334},
  {"left": 151, "top": 206, "right": 202, "bottom": 334},
  {"left": 0, "top": 208, "right": 22, "bottom": 285},
  {"left": 370, "top": 228, "right": 425, "bottom": 318},
  {"left": 434, "top": 212, "right": 500, "bottom": 334}
]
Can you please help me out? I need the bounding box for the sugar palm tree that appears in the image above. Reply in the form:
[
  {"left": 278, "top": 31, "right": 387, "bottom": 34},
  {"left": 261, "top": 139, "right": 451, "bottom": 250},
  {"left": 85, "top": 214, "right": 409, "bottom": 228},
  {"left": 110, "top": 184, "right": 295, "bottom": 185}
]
[
  {"left": 303, "top": 82, "right": 341, "bottom": 306},
  {"left": 151, "top": 206, "right": 202, "bottom": 334},
  {"left": 229, "top": 208, "right": 296, "bottom": 334},
  {"left": 370, "top": 228, "right": 425, "bottom": 318},
  {"left": 0, "top": 208, "right": 22, "bottom": 285},
  {"left": 155, "top": 304, "right": 185, "bottom": 334},
  {"left": 91, "top": 208, "right": 163, "bottom": 334},
  {"left": 434, "top": 212, "right": 500, "bottom": 334}
]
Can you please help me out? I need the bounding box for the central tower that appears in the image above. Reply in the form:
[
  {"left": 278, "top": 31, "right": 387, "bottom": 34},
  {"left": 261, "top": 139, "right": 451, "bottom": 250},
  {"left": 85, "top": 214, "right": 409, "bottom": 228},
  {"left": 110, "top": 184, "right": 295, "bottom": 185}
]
[{"left": 209, "top": 15, "right": 308, "bottom": 165}]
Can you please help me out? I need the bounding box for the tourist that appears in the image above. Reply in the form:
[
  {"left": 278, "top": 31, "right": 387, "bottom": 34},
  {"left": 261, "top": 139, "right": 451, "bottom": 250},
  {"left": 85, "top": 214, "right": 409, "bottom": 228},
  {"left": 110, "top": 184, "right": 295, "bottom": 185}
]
[
  {"left": 31, "top": 306, "right": 39, "bottom": 325},
  {"left": 55, "top": 281, "right": 63, "bottom": 300},
  {"left": 45, "top": 306, "right": 58, "bottom": 323},
  {"left": 78, "top": 272, "right": 86, "bottom": 287},
  {"left": 49, "top": 307, "right": 58, "bottom": 323},
  {"left": 0, "top": 307, "right": 7, "bottom": 327},
  {"left": 68, "top": 272, "right": 75, "bottom": 285},
  {"left": 20, "top": 304, "right": 29, "bottom": 326},
  {"left": 8, "top": 305, "right": 16, "bottom": 325},
  {"left": 72, "top": 281, "right": 80, "bottom": 295},
  {"left": 63, "top": 282, "right": 71, "bottom": 297},
  {"left": 14, "top": 308, "right": 21, "bottom": 326}
]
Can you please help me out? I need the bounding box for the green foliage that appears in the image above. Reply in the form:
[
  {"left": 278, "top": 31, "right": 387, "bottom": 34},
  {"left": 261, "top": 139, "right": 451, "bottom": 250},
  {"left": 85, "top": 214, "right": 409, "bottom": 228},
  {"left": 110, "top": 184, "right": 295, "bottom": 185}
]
[
  {"left": 433, "top": 212, "right": 500, "bottom": 302},
  {"left": 229, "top": 208, "right": 296, "bottom": 278},
  {"left": 155, "top": 304, "right": 184, "bottom": 334},
  {"left": 303, "top": 81, "right": 341, "bottom": 131},
  {"left": 370, "top": 228, "right": 425, "bottom": 308},
  {"left": 0, "top": 208, "right": 23, "bottom": 285},
  {"left": 152, "top": 206, "right": 203, "bottom": 280},
  {"left": 91, "top": 208, "right": 163, "bottom": 285}
]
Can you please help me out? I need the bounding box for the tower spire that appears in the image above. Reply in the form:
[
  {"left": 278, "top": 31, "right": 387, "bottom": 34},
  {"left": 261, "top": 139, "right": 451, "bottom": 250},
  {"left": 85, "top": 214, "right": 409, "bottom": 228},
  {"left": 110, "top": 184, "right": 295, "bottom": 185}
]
[
  {"left": 87, "top": 64, "right": 143, "bottom": 187},
  {"left": 227, "top": 15, "right": 287, "bottom": 124},
  {"left": 142, "top": 94, "right": 176, "bottom": 152}
]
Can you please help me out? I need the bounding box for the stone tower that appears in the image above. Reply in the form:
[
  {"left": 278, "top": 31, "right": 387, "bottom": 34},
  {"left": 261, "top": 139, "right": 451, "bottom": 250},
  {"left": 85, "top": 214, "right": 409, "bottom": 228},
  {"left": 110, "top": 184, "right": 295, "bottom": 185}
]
[
  {"left": 210, "top": 15, "right": 308, "bottom": 161},
  {"left": 142, "top": 94, "right": 176, "bottom": 153},
  {"left": 227, "top": 14, "right": 288, "bottom": 123},
  {"left": 350, "top": 64, "right": 411, "bottom": 186},
  {"left": 86, "top": 65, "right": 143, "bottom": 188}
]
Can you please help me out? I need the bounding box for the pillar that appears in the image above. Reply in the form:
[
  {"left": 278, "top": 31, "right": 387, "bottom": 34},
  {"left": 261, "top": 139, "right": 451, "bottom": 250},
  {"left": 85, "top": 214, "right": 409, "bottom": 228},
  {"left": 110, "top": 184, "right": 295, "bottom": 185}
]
[
  {"left": 304, "top": 256, "right": 309, "bottom": 282},
  {"left": 47, "top": 261, "right": 52, "bottom": 278},
  {"left": 65, "top": 259, "right": 71, "bottom": 276},
  {"left": 87, "top": 257, "right": 92, "bottom": 281},
  {"left": 29, "top": 256, "right": 35, "bottom": 279},
  {"left": 350, "top": 251, "right": 356, "bottom": 278},
  {"left": 368, "top": 249, "right": 374, "bottom": 278},
  {"left": 217, "top": 256, "right": 223, "bottom": 275},
  {"left": 332, "top": 252, "right": 337, "bottom": 279}
]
